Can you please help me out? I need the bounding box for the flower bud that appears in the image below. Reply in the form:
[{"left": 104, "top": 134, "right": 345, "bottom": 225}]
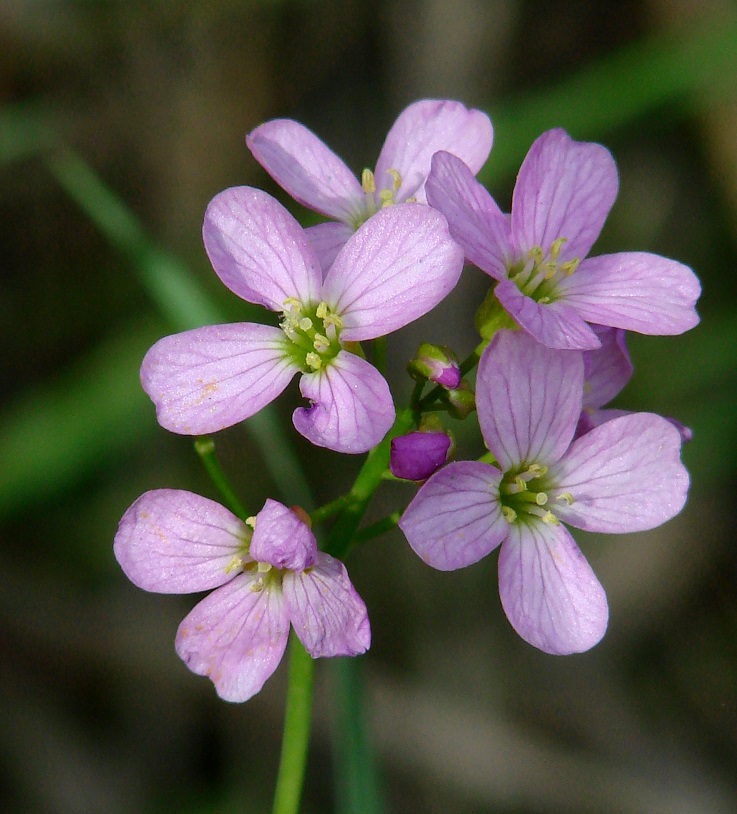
[
  {"left": 440, "top": 380, "right": 476, "bottom": 419},
  {"left": 407, "top": 343, "right": 461, "bottom": 390},
  {"left": 390, "top": 431, "right": 452, "bottom": 481}
]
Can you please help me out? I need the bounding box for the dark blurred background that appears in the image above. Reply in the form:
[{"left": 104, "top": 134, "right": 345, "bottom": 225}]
[{"left": 2, "top": 1, "right": 737, "bottom": 812}]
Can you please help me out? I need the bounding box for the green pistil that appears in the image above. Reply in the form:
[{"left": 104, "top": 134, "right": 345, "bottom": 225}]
[
  {"left": 281, "top": 299, "right": 343, "bottom": 373},
  {"left": 508, "top": 238, "right": 580, "bottom": 304},
  {"left": 499, "top": 464, "right": 572, "bottom": 526}
]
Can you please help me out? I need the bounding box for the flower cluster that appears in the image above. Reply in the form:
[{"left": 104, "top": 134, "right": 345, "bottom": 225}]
[{"left": 115, "top": 99, "right": 701, "bottom": 700}]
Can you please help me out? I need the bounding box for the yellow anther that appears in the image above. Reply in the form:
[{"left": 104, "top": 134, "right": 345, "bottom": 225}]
[
  {"left": 245, "top": 516, "right": 257, "bottom": 529},
  {"left": 361, "top": 168, "right": 376, "bottom": 194},
  {"left": 379, "top": 189, "right": 394, "bottom": 207},
  {"left": 224, "top": 554, "right": 244, "bottom": 574},
  {"left": 299, "top": 317, "right": 313, "bottom": 331},
  {"left": 306, "top": 352, "right": 322, "bottom": 370},
  {"left": 556, "top": 492, "right": 574, "bottom": 505},
  {"left": 541, "top": 510, "right": 559, "bottom": 525},
  {"left": 316, "top": 302, "right": 329, "bottom": 320},
  {"left": 528, "top": 464, "right": 548, "bottom": 477},
  {"left": 501, "top": 506, "right": 517, "bottom": 523},
  {"left": 535, "top": 492, "right": 548, "bottom": 506},
  {"left": 283, "top": 297, "right": 302, "bottom": 312},
  {"left": 514, "top": 476, "right": 527, "bottom": 492},
  {"left": 560, "top": 258, "right": 580, "bottom": 275},
  {"left": 324, "top": 312, "right": 343, "bottom": 329},
  {"left": 386, "top": 168, "right": 402, "bottom": 191},
  {"left": 257, "top": 562, "right": 272, "bottom": 574},
  {"left": 549, "top": 237, "right": 567, "bottom": 259},
  {"left": 528, "top": 246, "right": 544, "bottom": 262},
  {"left": 313, "top": 333, "right": 329, "bottom": 352},
  {"left": 250, "top": 577, "right": 265, "bottom": 593}
]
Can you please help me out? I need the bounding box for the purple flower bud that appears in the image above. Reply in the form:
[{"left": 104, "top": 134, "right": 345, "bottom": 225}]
[
  {"left": 390, "top": 431, "right": 452, "bottom": 481},
  {"left": 408, "top": 343, "right": 461, "bottom": 390}
]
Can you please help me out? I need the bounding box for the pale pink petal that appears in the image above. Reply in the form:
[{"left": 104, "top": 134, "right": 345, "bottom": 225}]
[
  {"left": 247, "top": 119, "right": 363, "bottom": 222},
  {"left": 175, "top": 572, "right": 290, "bottom": 703},
  {"left": 323, "top": 204, "right": 463, "bottom": 340},
  {"left": 498, "top": 521, "right": 608, "bottom": 655},
  {"left": 375, "top": 99, "right": 493, "bottom": 204},
  {"left": 582, "top": 326, "right": 632, "bottom": 410},
  {"left": 495, "top": 279, "right": 601, "bottom": 350},
  {"left": 250, "top": 498, "right": 317, "bottom": 571},
  {"left": 292, "top": 351, "right": 394, "bottom": 453},
  {"left": 141, "top": 323, "right": 297, "bottom": 435},
  {"left": 399, "top": 461, "right": 507, "bottom": 571},
  {"left": 305, "top": 221, "right": 355, "bottom": 273},
  {"left": 476, "top": 330, "right": 585, "bottom": 471},
  {"left": 203, "top": 186, "right": 322, "bottom": 311},
  {"left": 559, "top": 252, "right": 701, "bottom": 335},
  {"left": 425, "top": 151, "right": 511, "bottom": 281},
  {"left": 511, "top": 129, "right": 618, "bottom": 262},
  {"left": 283, "top": 553, "right": 370, "bottom": 657},
  {"left": 549, "top": 413, "right": 689, "bottom": 533},
  {"left": 114, "top": 490, "right": 249, "bottom": 594}
]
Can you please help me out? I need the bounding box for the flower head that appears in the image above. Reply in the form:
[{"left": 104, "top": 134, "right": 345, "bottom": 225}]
[
  {"left": 425, "top": 129, "right": 701, "bottom": 350},
  {"left": 141, "top": 187, "right": 463, "bottom": 453},
  {"left": 114, "top": 490, "right": 370, "bottom": 702},
  {"left": 247, "top": 99, "right": 493, "bottom": 270},
  {"left": 399, "top": 330, "right": 690, "bottom": 654}
]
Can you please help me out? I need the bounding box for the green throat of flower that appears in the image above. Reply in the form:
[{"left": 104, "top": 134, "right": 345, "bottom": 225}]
[
  {"left": 508, "top": 237, "right": 580, "bottom": 304},
  {"left": 281, "top": 299, "right": 343, "bottom": 373},
  {"left": 498, "top": 463, "right": 574, "bottom": 526}
]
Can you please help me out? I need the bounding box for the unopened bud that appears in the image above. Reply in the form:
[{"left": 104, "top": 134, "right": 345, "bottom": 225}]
[
  {"left": 440, "top": 380, "right": 476, "bottom": 420},
  {"left": 407, "top": 343, "right": 461, "bottom": 389},
  {"left": 390, "top": 431, "right": 452, "bottom": 481}
]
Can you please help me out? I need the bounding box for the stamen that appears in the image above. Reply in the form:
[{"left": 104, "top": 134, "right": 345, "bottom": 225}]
[
  {"left": 560, "top": 258, "right": 579, "bottom": 275},
  {"left": 316, "top": 302, "right": 328, "bottom": 320},
  {"left": 299, "top": 317, "right": 313, "bottom": 331},
  {"left": 257, "top": 562, "right": 272, "bottom": 574},
  {"left": 556, "top": 492, "right": 574, "bottom": 505},
  {"left": 361, "top": 168, "right": 376, "bottom": 194},
  {"left": 313, "top": 333, "right": 329, "bottom": 352},
  {"left": 386, "top": 168, "right": 402, "bottom": 191},
  {"left": 245, "top": 516, "right": 257, "bottom": 529},
  {"left": 501, "top": 506, "right": 517, "bottom": 523},
  {"left": 305, "top": 352, "right": 322, "bottom": 370},
  {"left": 549, "top": 237, "right": 567, "bottom": 260},
  {"left": 250, "top": 577, "right": 265, "bottom": 593},
  {"left": 224, "top": 554, "right": 244, "bottom": 574},
  {"left": 541, "top": 510, "right": 559, "bottom": 525},
  {"left": 379, "top": 189, "right": 394, "bottom": 207}
]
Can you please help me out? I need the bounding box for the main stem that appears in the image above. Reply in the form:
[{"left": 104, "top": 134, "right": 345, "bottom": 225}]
[{"left": 271, "top": 635, "right": 315, "bottom": 814}]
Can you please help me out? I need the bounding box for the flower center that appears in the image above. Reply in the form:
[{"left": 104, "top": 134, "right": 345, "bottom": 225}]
[
  {"left": 498, "top": 463, "right": 574, "bottom": 525},
  {"left": 507, "top": 237, "right": 580, "bottom": 304},
  {"left": 352, "top": 167, "right": 405, "bottom": 227},
  {"left": 280, "top": 299, "right": 343, "bottom": 373}
]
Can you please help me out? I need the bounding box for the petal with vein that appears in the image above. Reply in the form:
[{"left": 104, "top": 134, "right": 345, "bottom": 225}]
[
  {"left": 247, "top": 119, "right": 363, "bottom": 222},
  {"left": 324, "top": 204, "right": 463, "bottom": 340},
  {"left": 512, "top": 129, "right": 618, "bottom": 262},
  {"left": 399, "top": 461, "right": 507, "bottom": 571},
  {"left": 476, "top": 331, "right": 584, "bottom": 471},
  {"left": 203, "top": 186, "right": 322, "bottom": 311},
  {"left": 250, "top": 498, "right": 317, "bottom": 571},
  {"left": 498, "top": 521, "right": 608, "bottom": 655},
  {"left": 375, "top": 99, "right": 493, "bottom": 204},
  {"left": 175, "top": 572, "right": 290, "bottom": 703},
  {"left": 426, "top": 151, "right": 511, "bottom": 281},
  {"left": 292, "top": 351, "right": 395, "bottom": 454},
  {"left": 549, "top": 413, "right": 689, "bottom": 533},
  {"left": 141, "top": 323, "right": 296, "bottom": 435},
  {"left": 114, "top": 489, "right": 249, "bottom": 594},
  {"left": 284, "top": 553, "right": 370, "bottom": 657}
]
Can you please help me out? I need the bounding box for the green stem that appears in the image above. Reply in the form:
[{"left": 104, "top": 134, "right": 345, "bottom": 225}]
[
  {"left": 323, "top": 409, "right": 414, "bottom": 559},
  {"left": 353, "top": 512, "right": 401, "bottom": 545},
  {"left": 194, "top": 436, "right": 249, "bottom": 522},
  {"left": 271, "top": 635, "right": 315, "bottom": 814},
  {"left": 310, "top": 493, "right": 355, "bottom": 527}
]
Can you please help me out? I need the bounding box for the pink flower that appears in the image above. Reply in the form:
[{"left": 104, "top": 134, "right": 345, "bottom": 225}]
[
  {"left": 399, "top": 330, "right": 690, "bottom": 654},
  {"left": 247, "top": 99, "right": 493, "bottom": 270},
  {"left": 425, "top": 129, "right": 701, "bottom": 350},
  {"left": 114, "top": 491, "right": 370, "bottom": 703},
  {"left": 390, "top": 431, "right": 452, "bottom": 481},
  {"left": 141, "top": 187, "right": 463, "bottom": 453}
]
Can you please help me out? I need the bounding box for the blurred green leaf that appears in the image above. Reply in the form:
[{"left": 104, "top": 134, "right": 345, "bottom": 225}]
[{"left": 482, "top": 16, "right": 737, "bottom": 183}]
